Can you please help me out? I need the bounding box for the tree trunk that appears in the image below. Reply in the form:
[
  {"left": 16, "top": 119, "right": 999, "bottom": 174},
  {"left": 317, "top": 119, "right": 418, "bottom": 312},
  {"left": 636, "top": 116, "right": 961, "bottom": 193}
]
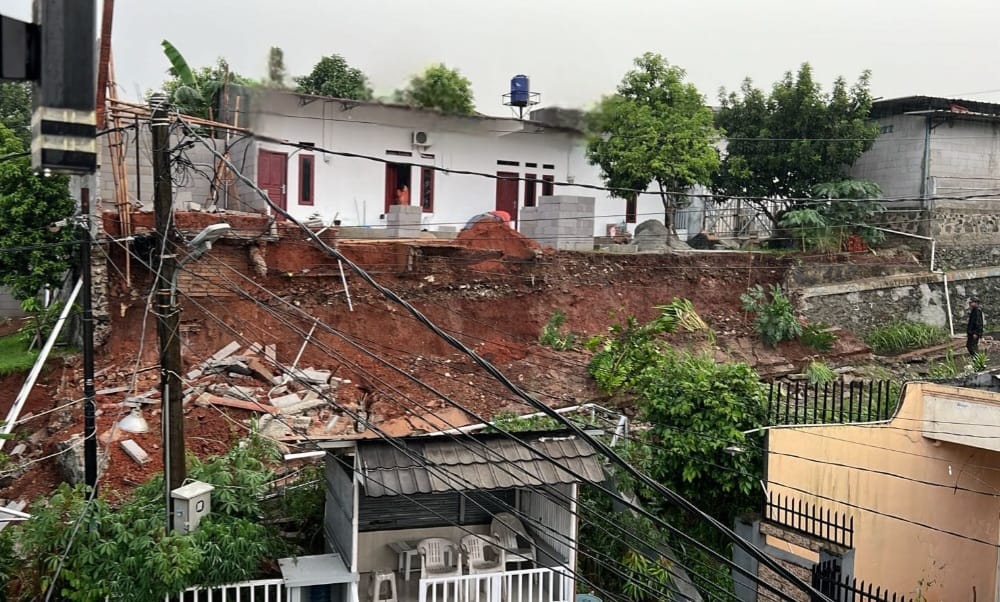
[{"left": 658, "top": 182, "right": 676, "bottom": 236}]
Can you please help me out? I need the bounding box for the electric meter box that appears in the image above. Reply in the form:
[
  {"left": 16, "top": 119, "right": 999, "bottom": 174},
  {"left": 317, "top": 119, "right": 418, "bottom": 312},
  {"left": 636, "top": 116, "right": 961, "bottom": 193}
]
[{"left": 170, "top": 480, "right": 214, "bottom": 534}]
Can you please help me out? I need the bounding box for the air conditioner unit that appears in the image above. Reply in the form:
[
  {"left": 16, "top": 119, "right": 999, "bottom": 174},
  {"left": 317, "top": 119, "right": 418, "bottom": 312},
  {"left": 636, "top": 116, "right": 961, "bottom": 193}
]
[{"left": 412, "top": 131, "right": 433, "bottom": 147}]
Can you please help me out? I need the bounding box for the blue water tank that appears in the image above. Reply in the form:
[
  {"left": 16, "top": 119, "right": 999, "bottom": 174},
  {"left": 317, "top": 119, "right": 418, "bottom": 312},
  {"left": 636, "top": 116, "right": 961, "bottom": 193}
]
[{"left": 510, "top": 75, "right": 530, "bottom": 107}]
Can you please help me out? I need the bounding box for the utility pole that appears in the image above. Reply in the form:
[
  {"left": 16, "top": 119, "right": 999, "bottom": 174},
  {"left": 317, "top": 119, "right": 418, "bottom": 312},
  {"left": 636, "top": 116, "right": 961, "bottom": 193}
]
[
  {"left": 80, "top": 188, "right": 97, "bottom": 491},
  {"left": 150, "top": 93, "right": 185, "bottom": 529}
]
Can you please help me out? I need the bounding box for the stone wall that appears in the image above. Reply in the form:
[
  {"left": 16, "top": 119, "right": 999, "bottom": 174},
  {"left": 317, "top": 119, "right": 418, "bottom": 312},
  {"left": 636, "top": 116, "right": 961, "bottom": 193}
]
[
  {"left": 929, "top": 199, "right": 1000, "bottom": 269},
  {"left": 519, "top": 195, "right": 595, "bottom": 251},
  {"left": 795, "top": 266, "right": 1000, "bottom": 336}
]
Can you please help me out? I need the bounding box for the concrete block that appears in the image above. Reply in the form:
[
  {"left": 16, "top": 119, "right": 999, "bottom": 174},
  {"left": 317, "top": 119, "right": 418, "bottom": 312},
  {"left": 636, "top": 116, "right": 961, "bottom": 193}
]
[
  {"left": 120, "top": 439, "right": 150, "bottom": 465},
  {"left": 211, "top": 341, "right": 241, "bottom": 361},
  {"left": 281, "top": 398, "right": 328, "bottom": 416}
]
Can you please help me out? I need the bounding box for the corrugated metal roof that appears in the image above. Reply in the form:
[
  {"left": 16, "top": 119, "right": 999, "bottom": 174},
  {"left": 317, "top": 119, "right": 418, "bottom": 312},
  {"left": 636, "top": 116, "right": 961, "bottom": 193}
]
[{"left": 358, "top": 432, "right": 605, "bottom": 497}]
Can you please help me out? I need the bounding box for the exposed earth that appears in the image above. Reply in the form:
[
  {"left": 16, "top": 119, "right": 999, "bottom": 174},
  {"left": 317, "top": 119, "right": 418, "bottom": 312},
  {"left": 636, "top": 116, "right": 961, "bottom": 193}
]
[{"left": 1, "top": 213, "right": 913, "bottom": 506}]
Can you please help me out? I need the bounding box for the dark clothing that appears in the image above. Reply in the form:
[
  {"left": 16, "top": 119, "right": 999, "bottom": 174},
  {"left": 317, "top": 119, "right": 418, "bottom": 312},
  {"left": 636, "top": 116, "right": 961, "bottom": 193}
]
[{"left": 967, "top": 306, "right": 984, "bottom": 356}]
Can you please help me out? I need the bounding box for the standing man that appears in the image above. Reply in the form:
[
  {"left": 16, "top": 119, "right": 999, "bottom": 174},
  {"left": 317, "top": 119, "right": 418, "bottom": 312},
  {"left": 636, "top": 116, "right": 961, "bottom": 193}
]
[{"left": 967, "top": 296, "right": 985, "bottom": 356}]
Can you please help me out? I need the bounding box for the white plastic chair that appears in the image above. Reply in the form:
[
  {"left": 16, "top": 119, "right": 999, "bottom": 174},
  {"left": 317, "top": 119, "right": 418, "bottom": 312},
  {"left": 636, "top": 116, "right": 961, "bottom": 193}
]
[
  {"left": 461, "top": 534, "right": 506, "bottom": 575},
  {"left": 490, "top": 512, "right": 536, "bottom": 570},
  {"left": 417, "top": 537, "right": 462, "bottom": 579}
]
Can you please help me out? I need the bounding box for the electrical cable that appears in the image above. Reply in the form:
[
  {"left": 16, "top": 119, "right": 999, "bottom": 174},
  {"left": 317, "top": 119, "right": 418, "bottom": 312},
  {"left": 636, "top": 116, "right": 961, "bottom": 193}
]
[
  {"left": 179, "top": 117, "right": 836, "bottom": 601},
  {"left": 97, "top": 239, "right": 711, "bottom": 602},
  {"left": 169, "top": 262, "right": 768, "bottom": 602}
]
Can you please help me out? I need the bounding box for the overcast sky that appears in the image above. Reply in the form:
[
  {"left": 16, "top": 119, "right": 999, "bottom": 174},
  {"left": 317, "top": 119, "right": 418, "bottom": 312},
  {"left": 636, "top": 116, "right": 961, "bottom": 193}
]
[{"left": 3, "top": 0, "right": 999, "bottom": 114}]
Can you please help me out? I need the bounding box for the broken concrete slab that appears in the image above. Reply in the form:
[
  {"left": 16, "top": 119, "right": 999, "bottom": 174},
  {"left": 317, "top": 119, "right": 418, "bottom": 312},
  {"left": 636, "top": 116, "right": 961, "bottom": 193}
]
[
  {"left": 280, "top": 398, "right": 328, "bottom": 416},
  {"left": 194, "top": 393, "right": 280, "bottom": 415},
  {"left": 10, "top": 443, "right": 26, "bottom": 457},
  {"left": 186, "top": 368, "right": 204, "bottom": 380},
  {"left": 271, "top": 393, "right": 303, "bottom": 409},
  {"left": 57, "top": 434, "right": 86, "bottom": 485},
  {"left": 265, "top": 344, "right": 277, "bottom": 364},
  {"left": 290, "top": 416, "right": 313, "bottom": 429},
  {"left": 287, "top": 368, "right": 331, "bottom": 385},
  {"left": 226, "top": 385, "right": 258, "bottom": 402},
  {"left": 241, "top": 342, "right": 263, "bottom": 356},
  {"left": 247, "top": 357, "right": 276, "bottom": 383},
  {"left": 211, "top": 341, "right": 242, "bottom": 361},
  {"left": 120, "top": 439, "right": 150, "bottom": 465},
  {"left": 95, "top": 386, "right": 129, "bottom": 395}
]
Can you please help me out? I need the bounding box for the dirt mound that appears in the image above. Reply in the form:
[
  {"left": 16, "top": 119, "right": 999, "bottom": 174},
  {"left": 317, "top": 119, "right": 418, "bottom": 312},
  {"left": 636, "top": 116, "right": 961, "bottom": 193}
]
[{"left": 456, "top": 218, "right": 540, "bottom": 260}]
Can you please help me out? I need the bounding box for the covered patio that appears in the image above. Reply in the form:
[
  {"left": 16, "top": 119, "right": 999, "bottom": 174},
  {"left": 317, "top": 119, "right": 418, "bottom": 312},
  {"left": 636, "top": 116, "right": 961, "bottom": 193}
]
[{"left": 321, "top": 432, "right": 605, "bottom": 602}]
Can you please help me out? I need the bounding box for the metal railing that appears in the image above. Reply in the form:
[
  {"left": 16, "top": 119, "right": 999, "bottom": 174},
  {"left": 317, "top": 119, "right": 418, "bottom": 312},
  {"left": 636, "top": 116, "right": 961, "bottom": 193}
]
[
  {"left": 765, "top": 492, "right": 854, "bottom": 548},
  {"left": 418, "top": 567, "right": 573, "bottom": 602},
  {"left": 167, "top": 578, "right": 286, "bottom": 601}
]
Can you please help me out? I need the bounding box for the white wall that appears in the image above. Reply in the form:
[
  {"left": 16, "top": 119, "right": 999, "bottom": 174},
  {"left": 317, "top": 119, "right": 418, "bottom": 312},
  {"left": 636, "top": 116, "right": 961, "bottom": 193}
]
[{"left": 250, "top": 92, "right": 635, "bottom": 236}]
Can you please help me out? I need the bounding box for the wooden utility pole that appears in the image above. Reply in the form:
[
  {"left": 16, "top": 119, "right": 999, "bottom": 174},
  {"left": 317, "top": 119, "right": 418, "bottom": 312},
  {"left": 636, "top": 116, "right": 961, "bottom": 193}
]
[{"left": 150, "top": 94, "right": 185, "bottom": 529}]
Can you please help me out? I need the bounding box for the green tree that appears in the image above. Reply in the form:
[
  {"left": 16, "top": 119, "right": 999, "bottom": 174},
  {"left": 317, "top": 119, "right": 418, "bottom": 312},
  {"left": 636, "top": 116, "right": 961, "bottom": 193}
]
[
  {"left": 397, "top": 64, "right": 475, "bottom": 114},
  {"left": 715, "top": 63, "right": 879, "bottom": 225},
  {"left": 295, "top": 54, "right": 372, "bottom": 100},
  {"left": 586, "top": 53, "right": 720, "bottom": 233},
  {"left": 0, "top": 124, "right": 75, "bottom": 301},
  {"left": 588, "top": 305, "right": 766, "bottom": 552},
  {"left": 265, "top": 46, "right": 288, "bottom": 88},
  {"left": 160, "top": 40, "right": 255, "bottom": 120},
  {"left": 0, "top": 82, "right": 31, "bottom": 148}
]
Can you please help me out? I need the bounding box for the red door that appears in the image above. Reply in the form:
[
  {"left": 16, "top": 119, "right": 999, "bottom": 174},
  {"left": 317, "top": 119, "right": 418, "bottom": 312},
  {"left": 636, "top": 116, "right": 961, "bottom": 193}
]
[
  {"left": 495, "top": 172, "right": 519, "bottom": 222},
  {"left": 258, "top": 150, "right": 288, "bottom": 214}
]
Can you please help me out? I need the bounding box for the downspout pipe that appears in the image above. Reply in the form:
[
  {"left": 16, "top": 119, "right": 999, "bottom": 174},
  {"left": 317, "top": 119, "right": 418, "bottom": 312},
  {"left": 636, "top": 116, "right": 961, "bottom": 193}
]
[{"left": 0, "top": 278, "right": 83, "bottom": 450}]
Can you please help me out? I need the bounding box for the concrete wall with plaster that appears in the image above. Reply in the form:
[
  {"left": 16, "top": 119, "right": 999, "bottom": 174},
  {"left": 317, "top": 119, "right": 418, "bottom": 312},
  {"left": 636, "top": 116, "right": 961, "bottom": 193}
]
[
  {"left": 848, "top": 114, "right": 927, "bottom": 201},
  {"left": 765, "top": 383, "right": 1000, "bottom": 600}
]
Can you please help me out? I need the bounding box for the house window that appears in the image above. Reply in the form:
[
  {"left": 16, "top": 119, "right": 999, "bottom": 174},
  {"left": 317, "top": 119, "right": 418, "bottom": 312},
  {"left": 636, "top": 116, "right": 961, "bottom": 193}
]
[
  {"left": 420, "top": 166, "right": 435, "bottom": 213},
  {"left": 626, "top": 196, "right": 637, "bottom": 224},
  {"left": 497, "top": 159, "right": 520, "bottom": 167},
  {"left": 542, "top": 163, "right": 555, "bottom": 170},
  {"left": 524, "top": 173, "right": 538, "bottom": 207},
  {"left": 298, "top": 155, "right": 315, "bottom": 206},
  {"left": 880, "top": 124, "right": 894, "bottom": 134},
  {"left": 542, "top": 175, "right": 555, "bottom": 196}
]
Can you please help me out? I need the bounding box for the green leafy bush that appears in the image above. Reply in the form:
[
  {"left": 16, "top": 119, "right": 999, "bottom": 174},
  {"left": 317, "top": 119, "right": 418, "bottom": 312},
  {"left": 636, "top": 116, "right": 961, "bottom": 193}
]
[
  {"left": 0, "top": 433, "right": 296, "bottom": 600},
  {"left": 539, "top": 310, "right": 578, "bottom": 351},
  {"left": 801, "top": 322, "right": 837, "bottom": 352},
  {"left": 928, "top": 349, "right": 961, "bottom": 379},
  {"left": 741, "top": 284, "right": 802, "bottom": 347},
  {"left": 864, "top": 321, "right": 949, "bottom": 355},
  {"left": 972, "top": 351, "right": 989, "bottom": 372}
]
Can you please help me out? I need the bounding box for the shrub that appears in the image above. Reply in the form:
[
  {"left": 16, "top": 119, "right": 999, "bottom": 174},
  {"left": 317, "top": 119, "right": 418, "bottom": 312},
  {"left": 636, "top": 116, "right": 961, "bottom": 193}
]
[
  {"left": 741, "top": 284, "right": 802, "bottom": 347},
  {"left": 801, "top": 322, "right": 837, "bottom": 352},
  {"left": 972, "top": 351, "right": 989, "bottom": 372},
  {"left": 805, "top": 360, "right": 836, "bottom": 385},
  {"left": 864, "top": 321, "right": 949, "bottom": 355},
  {"left": 539, "top": 310, "right": 577, "bottom": 351}
]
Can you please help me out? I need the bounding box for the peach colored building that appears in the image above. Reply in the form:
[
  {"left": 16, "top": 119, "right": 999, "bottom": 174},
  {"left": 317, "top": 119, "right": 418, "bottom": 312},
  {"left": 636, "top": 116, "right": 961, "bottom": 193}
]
[{"left": 748, "top": 382, "right": 1000, "bottom": 602}]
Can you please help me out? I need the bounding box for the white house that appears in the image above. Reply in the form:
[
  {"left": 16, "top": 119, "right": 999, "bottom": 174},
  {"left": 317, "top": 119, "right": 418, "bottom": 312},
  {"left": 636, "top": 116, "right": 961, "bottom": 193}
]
[{"left": 244, "top": 89, "right": 664, "bottom": 236}]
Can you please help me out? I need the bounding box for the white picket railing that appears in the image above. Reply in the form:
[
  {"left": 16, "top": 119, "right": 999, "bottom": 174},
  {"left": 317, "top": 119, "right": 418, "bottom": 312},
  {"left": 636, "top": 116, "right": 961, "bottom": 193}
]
[
  {"left": 163, "top": 578, "right": 287, "bottom": 601},
  {"left": 418, "top": 567, "right": 573, "bottom": 602}
]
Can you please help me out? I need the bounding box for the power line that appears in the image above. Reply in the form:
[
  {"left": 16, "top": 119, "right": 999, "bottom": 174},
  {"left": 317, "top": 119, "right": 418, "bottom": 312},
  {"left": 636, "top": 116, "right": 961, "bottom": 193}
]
[{"left": 184, "top": 116, "right": 836, "bottom": 602}]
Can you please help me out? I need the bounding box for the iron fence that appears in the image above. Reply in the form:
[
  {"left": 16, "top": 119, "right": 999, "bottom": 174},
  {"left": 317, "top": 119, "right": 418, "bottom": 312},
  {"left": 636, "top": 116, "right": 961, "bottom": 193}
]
[
  {"left": 765, "top": 379, "right": 899, "bottom": 426},
  {"left": 812, "top": 560, "right": 913, "bottom": 602},
  {"left": 764, "top": 492, "right": 853, "bottom": 548}
]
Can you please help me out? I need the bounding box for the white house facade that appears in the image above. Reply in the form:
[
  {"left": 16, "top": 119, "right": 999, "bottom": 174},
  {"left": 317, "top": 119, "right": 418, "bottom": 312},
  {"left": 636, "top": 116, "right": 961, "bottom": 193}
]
[{"left": 245, "top": 89, "right": 663, "bottom": 236}]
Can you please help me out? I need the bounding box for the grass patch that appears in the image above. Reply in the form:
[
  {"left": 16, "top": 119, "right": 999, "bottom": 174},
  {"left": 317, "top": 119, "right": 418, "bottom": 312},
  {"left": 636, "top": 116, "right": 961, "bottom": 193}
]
[
  {"left": 864, "top": 321, "right": 949, "bottom": 355},
  {"left": 0, "top": 332, "right": 38, "bottom": 376}
]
